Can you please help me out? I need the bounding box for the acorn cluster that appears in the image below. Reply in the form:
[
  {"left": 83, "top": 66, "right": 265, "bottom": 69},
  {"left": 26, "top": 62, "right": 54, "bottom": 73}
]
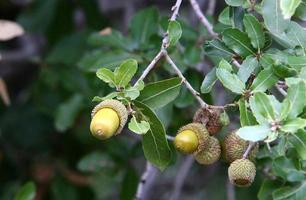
[{"left": 174, "top": 108, "right": 258, "bottom": 187}]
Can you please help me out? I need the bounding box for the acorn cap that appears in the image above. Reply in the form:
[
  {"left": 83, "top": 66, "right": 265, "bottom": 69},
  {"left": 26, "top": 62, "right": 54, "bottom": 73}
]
[
  {"left": 178, "top": 123, "right": 210, "bottom": 153},
  {"left": 224, "top": 131, "right": 258, "bottom": 163},
  {"left": 194, "top": 136, "right": 221, "bottom": 165},
  {"left": 193, "top": 107, "right": 228, "bottom": 136},
  {"left": 91, "top": 99, "right": 128, "bottom": 135},
  {"left": 228, "top": 159, "right": 256, "bottom": 187}
]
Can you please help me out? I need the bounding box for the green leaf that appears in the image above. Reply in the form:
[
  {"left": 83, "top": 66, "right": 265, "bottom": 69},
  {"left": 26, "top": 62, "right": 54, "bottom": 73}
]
[
  {"left": 281, "top": 118, "right": 306, "bottom": 133},
  {"left": 287, "top": 56, "right": 306, "bottom": 70},
  {"left": 225, "top": 0, "right": 245, "bottom": 6},
  {"left": 130, "top": 7, "right": 159, "bottom": 46},
  {"left": 114, "top": 59, "right": 138, "bottom": 88},
  {"left": 239, "top": 99, "right": 257, "bottom": 126},
  {"left": 236, "top": 124, "right": 271, "bottom": 142},
  {"left": 96, "top": 68, "right": 116, "bottom": 87},
  {"left": 14, "top": 182, "right": 36, "bottom": 200},
  {"left": 219, "top": 59, "right": 233, "bottom": 71},
  {"left": 250, "top": 68, "right": 278, "bottom": 93},
  {"left": 77, "top": 151, "right": 114, "bottom": 173},
  {"left": 258, "top": 180, "right": 282, "bottom": 200},
  {"left": 289, "top": 130, "right": 306, "bottom": 160},
  {"left": 272, "top": 157, "right": 305, "bottom": 182},
  {"left": 216, "top": 68, "right": 245, "bottom": 94},
  {"left": 287, "top": 81, "right": 306, "bottom": 118},
  {"left": 78, "top": 50, "right": 142, "bottom": 72},
  {"left": 55, "top": 94, "right": 83, "bottom": 132},
  {"left": 249, "top": 92, "right": 276, "bottom": 123},
  {"left": 273, "top": 183, "right": 306, "bottom": 200},
  {"left": 280, "top": 0, "right": 302, "bottom": 19},
  {"left": 203, "top": 39, "right": 235, "bottom": 61},
  {"left": 218, "top": 7, "right": 231, "bottom": 25},
  {"left": 262, "top": 0, "right": 290, "bottom": 34},
  {"left": 200, "top": 68, "right": 217, "bottom": 93},
  {"left": 222, "top": 28, "right": 255, "bottom": 58},
  {"left": 272, "top": 64, "right": 298, "bottom": 78},
  {"left": 167, "top": 20, "right": 182, "bottom": 47},
  {"left": 137, "top": 77, "right": 182, "bottom": 109},
  {"left": 128, "top": 116, "right": 150, "bottom": 135},
  {"left": 134, "top": 101, "right": 172, "bottom": 170},
  {"left": 280, "top": 98, "right": 292, "bottom": 121},
  {"left": 237, "top": 56, "right": 258, "bottom": 83},
  {"left": 243, "top": 14, "right": 265, "bottom": 50}
]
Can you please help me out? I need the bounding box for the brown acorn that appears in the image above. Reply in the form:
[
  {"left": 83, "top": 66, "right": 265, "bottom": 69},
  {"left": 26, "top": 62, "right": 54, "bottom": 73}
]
[
  {"left": 228, "top": 159, "right": 256, "bottom": 187},
  {"left": 193, "top": 107, "right": 229, "bottom": 136},
  {"left": 174, "top": 123, "right": 210, "bottom": 154},
  {"left": 194, "top": 136, "right": 221, "bottom": 165},
  {"left": 224, "top": 131, "right": 258, "bottom": 163}
]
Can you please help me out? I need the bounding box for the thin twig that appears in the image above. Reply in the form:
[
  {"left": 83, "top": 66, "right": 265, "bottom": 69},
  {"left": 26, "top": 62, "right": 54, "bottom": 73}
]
[
  {"left": 164, "top": 53, "right": 208, "bottom": 108},
  {"left": 276, "top": 85, "right": 287, "bottom": 96},
  {"left": 170, "top": 156, "right": 194, "bottom": 200},
  {"left": 226, "top": 178, "right": 236, "bottom": 200},
  {"left": 207, "top": 0, "right": 217, "bottom": 16},
  {"left": 242, "top": 142, "right": 256, "bottom": 159},
  {"left": 232, "top": 60, "right": 241, "bottom": 68},
  {"left": 135, "top": 162, "right": 158, "bottom": 200},
  {"left": 188, "top": 0, "right": 218, "bottom": 38},
  {"left": 170, "top": 0, "right": 183, "bottom": 21}
]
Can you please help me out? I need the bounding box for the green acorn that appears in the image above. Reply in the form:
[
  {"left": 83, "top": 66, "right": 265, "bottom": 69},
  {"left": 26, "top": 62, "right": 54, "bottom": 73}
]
[
  {"left": 90, "top": 99, "right": 128, "bottom": 140},
  {"left": 174, "top": 123, "right": 210, "bottom": 154},
  {"left": 194, "top": 136, "right": 221, "bottom": 165},
  {"left": 224, "top": 131, "right": 258, "bottom": 163},
  {"left": 228, "top": 159, "right": 256, "bottom": 187}
]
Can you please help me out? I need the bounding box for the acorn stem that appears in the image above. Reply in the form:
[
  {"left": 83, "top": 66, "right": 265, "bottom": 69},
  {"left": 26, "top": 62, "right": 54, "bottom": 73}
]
[{"left": 243, "top": 142, "right": 256, "bottom": 159}]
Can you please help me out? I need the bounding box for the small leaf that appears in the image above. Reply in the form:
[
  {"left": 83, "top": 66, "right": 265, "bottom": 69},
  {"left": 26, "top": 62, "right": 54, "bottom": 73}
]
[
  {"left": 204, "top": 39, "right": 235, "bottom": 61},
  {"left": 200, "top": 68, "right": 217, "bottom": 93},
  {"left": 134, "top": 101, "right": 172, "bottom": 170},
  {"left": 14, "top": 182, "right": 36, "bottom": 200},
  {"left": 236, "top": 124, "right": 271, "bottom": 142},
  {"left": 218, "top": 7, "right": 231, "bottom": 25},
  {"left": 167, "top": 20, "right": 182, "bottom": 47},
  {"left": 137, "top": 77, "right": 182, "bottom": 109},
  {"left": 258, "top": 180, "right": 282, "bottom": 200},
  {"left": 272, "top": 157, "right": 305, "bottom": 182},
  {"left": 250, "top": 68, "right": 278, "bottom": 92},
  {"left": 128, "top": 116, "right": 150, "bottom": 135},
  {"left": 280, "top": 118, "right": 306, "bottom": 133},
  {"left": 239, "top": 99, "right": 257, "bottom": 126},
  {"left": 222, "top": 28, "right": 256, "bottom": 58},
  {"left": 77, "top": 151, "right": 114, "bottom": 173},
  {"left": 115, "top": 59, "right": 138, "bottom": 88},
  {"left": 289, "top": 129, "right": 306, "bottom": 160},
  {"left": 237, "top": 56, "right": 258, "bottom": 83},
  {"left": 273, "top": 183, "right": 306, "bottom": 200},
  {"left": 280, "top": 0, "right": 302, "bottom": 19},
  {"left": 216, "top": 68, "right": 245, "bottom": 94},
  {"left": 286, "top": 81, "right": 306, "bottom": 119},
  {"left": 96, "top": 68, "right": 116, "bottom": 87},
  {"left": 243, "top": 14, "right": 265, "bottom": 49}
]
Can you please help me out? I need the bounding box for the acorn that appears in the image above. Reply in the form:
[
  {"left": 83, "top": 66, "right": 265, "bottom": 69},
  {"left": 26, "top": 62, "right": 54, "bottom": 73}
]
[
  {"left": 228, "top": 158, "right": 256, "bottom": 187},
  {"left": 174, "top": 123, "right": 210, "bottom": 154},
  {"left": 194, "top": 136, "right": 221, "bottom": 165},
  {"left": 193, "top": 107, "right": 229, "bottom": 136},
  {"left": 224, "top": 131, "right": 258, "bottom": 163},
  {"left": 90, "top": 99, "right": 128, "bottom": 140}
]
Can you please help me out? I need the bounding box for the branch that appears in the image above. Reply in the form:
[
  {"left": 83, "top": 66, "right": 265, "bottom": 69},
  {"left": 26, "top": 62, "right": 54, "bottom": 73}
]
[
  {"left": 135, "top": 162, "right": 159, "bottom": 200},
  {"left": 242, "top": 142, "right": 256, "bottom": 159},
  {"left": 188, "top": 0, "right": 218, "bottom": 38},
  {"left": 207, "top": 0, "right": 217, "bottom": 16},
  {"left": 170, "top": 156, "right": 194, "bottom": 200},
  {"left": 164, "top": 53, "right": 208, "bottom": 108},
  {"left": 226, "top": 178, "right": 236, "bottom": 200}
]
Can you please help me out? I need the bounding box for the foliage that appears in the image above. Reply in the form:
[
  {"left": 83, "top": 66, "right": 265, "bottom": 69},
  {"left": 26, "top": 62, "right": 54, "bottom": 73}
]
[{"left": 1, "top": 0, "right": 306, "bottom": 199}]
